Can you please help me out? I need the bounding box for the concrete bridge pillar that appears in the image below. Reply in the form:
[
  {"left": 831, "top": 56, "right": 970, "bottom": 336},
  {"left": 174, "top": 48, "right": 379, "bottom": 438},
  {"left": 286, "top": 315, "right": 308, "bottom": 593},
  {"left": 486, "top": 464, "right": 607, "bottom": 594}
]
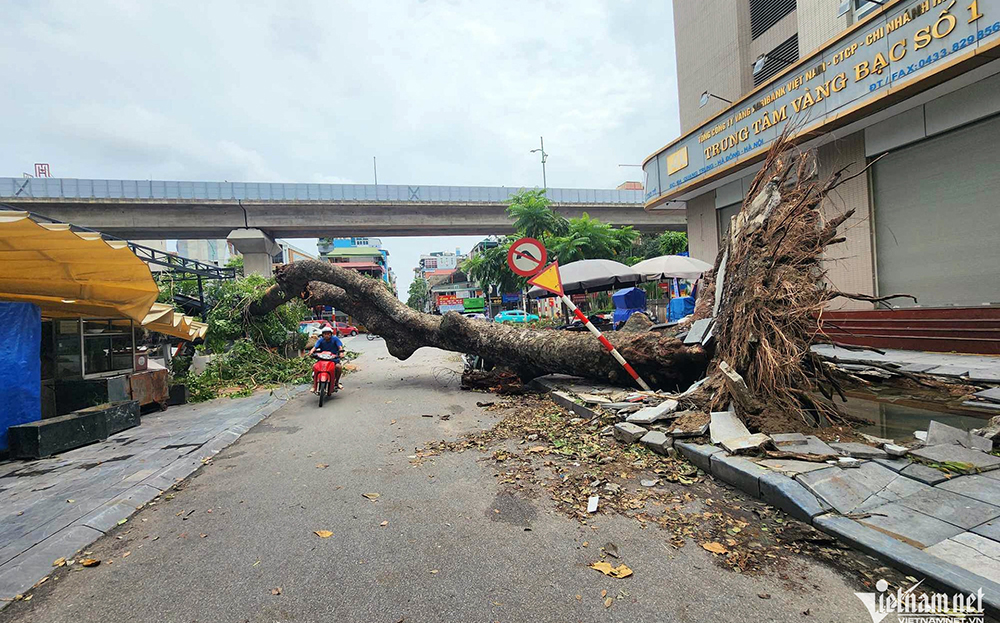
[{"left": 227, "top": 228, "right": 279, "bottom": 277}]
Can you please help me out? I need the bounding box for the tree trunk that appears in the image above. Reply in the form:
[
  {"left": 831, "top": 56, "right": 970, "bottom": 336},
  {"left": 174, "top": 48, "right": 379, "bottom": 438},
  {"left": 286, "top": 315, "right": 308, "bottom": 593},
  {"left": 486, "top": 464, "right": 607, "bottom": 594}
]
[{"left": 251, "top": 260, "right": 709, "bottom": 390}]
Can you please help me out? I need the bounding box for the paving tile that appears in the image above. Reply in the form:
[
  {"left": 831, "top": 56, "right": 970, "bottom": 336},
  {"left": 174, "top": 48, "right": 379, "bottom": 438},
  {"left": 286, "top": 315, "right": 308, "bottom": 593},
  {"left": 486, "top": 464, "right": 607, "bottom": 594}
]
[
  {"left": 927, "top": 420, "right": 992, "bottom": 452},
  {"left": 925, "top": 365, "right": 971, "bottom": 378},
  {"left": 710, "top": 453, "right": 764, "bottom": 497},
  {"left": 759, "top": 471, "right": 830, "bottom": 522},
  {"left": 975, "top": 388, "right": 1000, "bottom": 404},
  {"left": 626, "top": 399, "right": 679, "bottom": 425},
  {"left": 771, "top": 433, "right": 807, "bottom": 445},
  {"left": 855, "top": 476, "right": 933, "bottom": 512},
  {"left": 0, "top": 525, "right": 103, "bottom": 599},
  {"left": 829, "top": 442, "right": 888, "bottom": 459},
  {"left": 758, "top": 459, "right": 832, "bottom": 477},
  {"left": 900, "top": 462, "right": 952, "bottom": 485},
  {"left": 796, "top": 466, "right": 876, "bottom": 514},
  {"left": 855, "top": 503, "right": 965, "bottom": 549},
  {"left": 897, "top": 487, "right": 1000, "bottom": 530},
  {"left": 709, "top": 411, "right": 749, "bottom": 444},
  {"left": 926, "top": 532, "right": 1000, "bottom": 585},
  {"left": 900, "top": 363, "right": 938, "bottom": 373},
  {"left": 874, "top": 457, "right": 911, "bottom": 472},
  {"left": 909, "top": 444, "right": 1000, "bottom": 472},
  {"left": 969, "top": 370, "right": 1000, "bottom": 383},
  {"left": 972, "top": 518, "right": 1000, "bottom": 542},
  {"left": 938, "top": 475, "right": 1000, "bottom": 508}
]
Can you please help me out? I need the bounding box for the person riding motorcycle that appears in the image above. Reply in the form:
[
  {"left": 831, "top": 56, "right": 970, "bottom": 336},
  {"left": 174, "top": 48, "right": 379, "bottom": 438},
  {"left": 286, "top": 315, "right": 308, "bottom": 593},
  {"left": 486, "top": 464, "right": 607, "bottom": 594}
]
[{"left": 308, "top": 327, "right": 344, "bottom": 393}]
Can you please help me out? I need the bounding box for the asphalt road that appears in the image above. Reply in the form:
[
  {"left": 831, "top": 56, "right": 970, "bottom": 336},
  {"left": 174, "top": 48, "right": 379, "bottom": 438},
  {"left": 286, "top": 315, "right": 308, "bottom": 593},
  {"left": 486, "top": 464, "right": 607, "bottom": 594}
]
[{"left": 3, "top": 337, "right": 881, "bottom": 622}]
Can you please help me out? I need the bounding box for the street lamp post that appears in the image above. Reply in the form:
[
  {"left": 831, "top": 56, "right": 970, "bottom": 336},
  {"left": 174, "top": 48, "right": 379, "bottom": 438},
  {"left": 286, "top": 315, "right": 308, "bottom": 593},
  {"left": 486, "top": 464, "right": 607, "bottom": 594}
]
[{"left": 530, "top": 137, "right": 548, "bottom": 189}]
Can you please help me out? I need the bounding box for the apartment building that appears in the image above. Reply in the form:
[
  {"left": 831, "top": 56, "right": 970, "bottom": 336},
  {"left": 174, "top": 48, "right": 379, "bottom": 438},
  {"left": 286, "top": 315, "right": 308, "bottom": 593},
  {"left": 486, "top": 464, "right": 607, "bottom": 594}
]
[{"left": 648, "top": 0, "right": 1000, "bottom": 328}]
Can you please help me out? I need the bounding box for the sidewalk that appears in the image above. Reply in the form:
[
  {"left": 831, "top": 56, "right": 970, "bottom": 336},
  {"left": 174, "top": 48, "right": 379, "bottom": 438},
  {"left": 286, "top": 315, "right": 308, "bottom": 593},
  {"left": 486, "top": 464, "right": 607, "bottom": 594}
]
[
  {"left": 812, "top": 344, "right": 1000, "bottom": 383},
  {"left": 0, "top": 385, "right": 306, "bottom": 604}
]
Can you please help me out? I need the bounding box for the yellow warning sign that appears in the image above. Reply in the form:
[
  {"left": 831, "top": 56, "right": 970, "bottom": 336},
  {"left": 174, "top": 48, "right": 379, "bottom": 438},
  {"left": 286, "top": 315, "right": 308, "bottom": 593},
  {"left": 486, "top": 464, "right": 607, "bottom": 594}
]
[{"left": 527, "top": 261, "right": 563, "bottom": 296}]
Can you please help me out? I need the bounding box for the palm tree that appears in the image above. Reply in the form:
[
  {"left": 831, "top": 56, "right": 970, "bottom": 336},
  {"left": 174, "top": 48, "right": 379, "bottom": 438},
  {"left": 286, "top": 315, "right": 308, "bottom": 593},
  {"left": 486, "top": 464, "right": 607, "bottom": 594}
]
[{"left": 506, "top": 189, "right": 567, "bottom": 239}]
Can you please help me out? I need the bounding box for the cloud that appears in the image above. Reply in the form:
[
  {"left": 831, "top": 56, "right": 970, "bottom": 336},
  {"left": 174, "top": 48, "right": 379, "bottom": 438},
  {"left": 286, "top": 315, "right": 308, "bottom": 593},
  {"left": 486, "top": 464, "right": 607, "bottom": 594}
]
[{"left": 0, "top": 0, "right": 678, "bottom": 297}]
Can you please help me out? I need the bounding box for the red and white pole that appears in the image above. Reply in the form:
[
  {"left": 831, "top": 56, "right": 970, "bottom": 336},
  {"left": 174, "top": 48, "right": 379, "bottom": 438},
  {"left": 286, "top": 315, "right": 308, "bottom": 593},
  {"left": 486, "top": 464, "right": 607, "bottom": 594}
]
[{"left": 561, "top": 294, "right": 651, "bottom": 391}]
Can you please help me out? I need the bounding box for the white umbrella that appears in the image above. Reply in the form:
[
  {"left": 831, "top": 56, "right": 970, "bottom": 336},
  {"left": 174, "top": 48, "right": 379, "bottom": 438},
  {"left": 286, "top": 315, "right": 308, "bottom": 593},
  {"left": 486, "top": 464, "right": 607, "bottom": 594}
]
[
  {"left": 527, "top": 259, "right": 641, "bottom": 298},
  {"left": 631, "top": 255, "right": 713, "bottom": 280}
]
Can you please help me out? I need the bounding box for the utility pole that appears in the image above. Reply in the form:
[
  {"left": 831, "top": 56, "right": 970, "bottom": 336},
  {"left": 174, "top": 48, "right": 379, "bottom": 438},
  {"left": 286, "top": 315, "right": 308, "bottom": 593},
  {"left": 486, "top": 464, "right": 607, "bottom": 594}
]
[
  {"left": 530, "top": 137, "right": 548, "bottom": 189},
  {"left": 373, "top": 156, "right": 378, "bottom": 185}
]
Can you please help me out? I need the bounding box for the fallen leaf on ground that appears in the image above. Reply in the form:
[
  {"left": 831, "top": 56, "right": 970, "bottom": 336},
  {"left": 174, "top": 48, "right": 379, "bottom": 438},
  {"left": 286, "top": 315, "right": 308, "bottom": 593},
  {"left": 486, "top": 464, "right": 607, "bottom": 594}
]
[
  {"left": 604, "top": 597, "right": 614, "bottom": 608},
  {"left": 601, "top": 589, "right": 607, "bottom": 598},
  {"left": 701, "top": 542, "right": 729, "bottom": 555},
  {"left": 66, "top": 499, "right": 74, "bottom": 504},
  {"left": 316, "top": 464, "right": 329, "bottom": 469},
  {"left": 314, "top": 530, "right": 334, "bottom": 538},
  {"left": 589, "top": 562, "right": 633, "bottom": 579},
  {"left": 430, "top": 569, "right": 439, "bottom": 574},
  {"left": 526, "top": 446, "right": 547, "bottom": 454},
  {"left": 80, "top": 558, "right": 100, "bottom": 567},
  {"left": 582, "top": 541, "right": 589, "bottom": 547},
  {"left": 362, "top": 493, "right": 380, "bottom": 501},
  {"left": 380, "top": 521, "right": 389, "bottom": 527},
  {"left": 575, "top": 594, "right": 582, "bottom": 601},
  {"left": 603, "top": 542, "right": 619, "bottom": 558},
  {"left": 758, "top": 593, "right": 771, "bottom": 599},
  {"left": 122, "top": 551, "right": 131, "bottom": 558},
  {"left": 52, "top": 558, "right": 66, "bottom": 567},
  {"left": 271, "top": 587, "right": 282, "bottom": 595}
]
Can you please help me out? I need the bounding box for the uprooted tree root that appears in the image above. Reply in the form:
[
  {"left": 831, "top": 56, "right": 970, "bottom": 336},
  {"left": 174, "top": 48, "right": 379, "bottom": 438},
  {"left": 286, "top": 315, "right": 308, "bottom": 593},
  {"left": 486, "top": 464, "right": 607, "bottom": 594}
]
[{"left": 688, "top": 130, "right": 908, "bottom": 431}]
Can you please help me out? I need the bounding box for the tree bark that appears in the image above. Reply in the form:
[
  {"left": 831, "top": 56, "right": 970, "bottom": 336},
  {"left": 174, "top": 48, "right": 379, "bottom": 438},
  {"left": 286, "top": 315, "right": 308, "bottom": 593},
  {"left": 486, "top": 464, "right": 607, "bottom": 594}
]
[{"left": 251, "top": 260, "right": 709, "bottom": 390}]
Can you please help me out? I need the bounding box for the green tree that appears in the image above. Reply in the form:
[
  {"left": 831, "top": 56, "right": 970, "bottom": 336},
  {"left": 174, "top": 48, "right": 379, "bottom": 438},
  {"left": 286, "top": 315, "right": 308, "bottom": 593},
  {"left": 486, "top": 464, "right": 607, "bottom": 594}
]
[
  {"left": 462, "top": 239, "right": 525, "bottom": 296},
  {"left": 506, "top": 189, "right": 568, "bottom": 239},
  {"left": 406, "top": 278, "right": 432, "bottom": 311},
  {"left": 656, "top": 231, "right": 689, "bottom": 256}
]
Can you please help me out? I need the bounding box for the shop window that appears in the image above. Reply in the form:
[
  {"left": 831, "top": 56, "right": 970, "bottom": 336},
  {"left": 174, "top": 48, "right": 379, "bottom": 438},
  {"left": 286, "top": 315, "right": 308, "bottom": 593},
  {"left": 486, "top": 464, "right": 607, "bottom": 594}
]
[
  {"left": 749, "top": 0, "right": 796, "bottom": 39},
  {"left": 81, "top": 319, "right": 135, "bottom": 378},
  {"left": 55, "top": 319, "right": 82, "bottom": 378}
]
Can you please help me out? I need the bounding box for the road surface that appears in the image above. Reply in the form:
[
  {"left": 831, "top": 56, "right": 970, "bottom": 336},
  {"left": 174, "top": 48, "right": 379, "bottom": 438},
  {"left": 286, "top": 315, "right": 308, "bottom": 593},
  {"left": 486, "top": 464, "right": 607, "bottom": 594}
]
[{"left": 2, "top": 338, "right": 882, "bottom": 622}]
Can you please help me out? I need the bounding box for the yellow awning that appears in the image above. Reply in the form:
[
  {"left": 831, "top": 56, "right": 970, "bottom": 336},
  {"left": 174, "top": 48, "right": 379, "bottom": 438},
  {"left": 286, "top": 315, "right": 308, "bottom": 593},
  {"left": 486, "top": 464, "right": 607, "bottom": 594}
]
[
  {"left": 0, "top": 212, "right": 159, "bottom": 322},
  {"left": 141, "top": 302, "right": 208, "bottom": 341}
]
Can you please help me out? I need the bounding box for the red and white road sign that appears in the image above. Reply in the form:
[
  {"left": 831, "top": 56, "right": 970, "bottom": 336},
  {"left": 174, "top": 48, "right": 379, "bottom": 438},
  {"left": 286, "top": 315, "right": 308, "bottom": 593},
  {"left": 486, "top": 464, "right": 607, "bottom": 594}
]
[
  {"left": 507, "top": 237, "right": 547, "bottom": 277},
  {"left": 561, "top": 295, "right": 651, "bottom": 391}
]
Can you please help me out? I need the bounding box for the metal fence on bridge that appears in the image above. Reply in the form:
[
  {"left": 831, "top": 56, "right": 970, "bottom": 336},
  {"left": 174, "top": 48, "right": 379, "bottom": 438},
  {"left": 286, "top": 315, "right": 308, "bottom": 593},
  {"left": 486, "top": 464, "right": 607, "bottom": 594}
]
[{"left": 0, "top": 177, "right": 643, "bottom": 205}]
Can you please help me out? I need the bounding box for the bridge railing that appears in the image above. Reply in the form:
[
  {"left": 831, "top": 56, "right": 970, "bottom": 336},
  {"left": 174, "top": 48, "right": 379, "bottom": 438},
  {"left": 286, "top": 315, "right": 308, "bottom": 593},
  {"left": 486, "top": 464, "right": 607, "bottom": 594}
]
[{"left": 0, "top": 177, "right": 643, "bottom": 205}]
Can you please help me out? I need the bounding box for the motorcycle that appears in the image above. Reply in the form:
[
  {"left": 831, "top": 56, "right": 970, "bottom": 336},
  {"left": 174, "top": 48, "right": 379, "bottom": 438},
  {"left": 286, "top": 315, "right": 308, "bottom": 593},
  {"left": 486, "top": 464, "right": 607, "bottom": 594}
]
[{"left": 312, "top": 352, "right": 339, "bottom": 407}]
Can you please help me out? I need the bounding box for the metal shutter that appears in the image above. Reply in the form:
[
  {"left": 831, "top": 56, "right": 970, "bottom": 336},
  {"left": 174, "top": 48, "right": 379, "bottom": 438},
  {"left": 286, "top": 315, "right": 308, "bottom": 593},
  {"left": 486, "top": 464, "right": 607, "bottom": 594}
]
[
  {"left": 754, "top": 35, "right": 799, "bottom": 86},
  {"left": 749, "top": 0, "right": 796, "bottom": 39},
  {"left": 872, "top": 114, "right": 1000, "bottom": 307}
]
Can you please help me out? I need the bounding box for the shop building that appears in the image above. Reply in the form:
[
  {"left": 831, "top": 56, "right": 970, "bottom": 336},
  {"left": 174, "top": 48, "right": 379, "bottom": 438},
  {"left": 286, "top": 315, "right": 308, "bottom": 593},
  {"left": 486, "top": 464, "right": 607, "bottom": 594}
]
[{"left": 645, "top": 0, "right": 1000, "bottom": 351}]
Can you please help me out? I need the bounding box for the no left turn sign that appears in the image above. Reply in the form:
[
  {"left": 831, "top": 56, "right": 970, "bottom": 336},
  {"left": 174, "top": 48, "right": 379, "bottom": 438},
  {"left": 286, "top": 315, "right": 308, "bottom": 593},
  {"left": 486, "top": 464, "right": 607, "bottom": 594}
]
[{"left": 507, "top": 237, "right": 547, "bottom": 277}]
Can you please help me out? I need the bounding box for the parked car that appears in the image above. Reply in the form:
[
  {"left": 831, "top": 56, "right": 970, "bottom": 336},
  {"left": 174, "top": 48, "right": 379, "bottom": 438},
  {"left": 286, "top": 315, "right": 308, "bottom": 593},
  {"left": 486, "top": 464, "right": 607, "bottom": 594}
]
[
  {"left": 332, "top": 321, "right": 359, "bottom": 337},
  {"left": 494, "top": 310, "right": 540, "bottom": 324},
  {"left": 299, "top": 320, "right": 333, "bottom": 335},
  {"left": 461, "top": 312, "right": 489, "bottom": 320}
]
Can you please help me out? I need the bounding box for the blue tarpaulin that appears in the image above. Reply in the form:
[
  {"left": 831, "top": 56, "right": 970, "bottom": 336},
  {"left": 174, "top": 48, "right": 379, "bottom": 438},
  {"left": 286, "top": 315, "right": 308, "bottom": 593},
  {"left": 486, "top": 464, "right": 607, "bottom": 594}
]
[
  {"left": 669, "top": 296, "right": 696, "bottom": 322},
  {"left": 612, "top": 287, "right": 647, "bottom": 328},
  {"left": 0, "top": 302, "right": 41, "bottom": 453}
]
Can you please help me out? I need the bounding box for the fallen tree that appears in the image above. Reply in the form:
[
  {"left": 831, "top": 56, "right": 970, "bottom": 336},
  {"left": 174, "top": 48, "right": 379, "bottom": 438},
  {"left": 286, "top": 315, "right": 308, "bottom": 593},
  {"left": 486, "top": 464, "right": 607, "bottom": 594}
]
[{"left": 250, "top": 261, "right": 709, "bottom": 390}]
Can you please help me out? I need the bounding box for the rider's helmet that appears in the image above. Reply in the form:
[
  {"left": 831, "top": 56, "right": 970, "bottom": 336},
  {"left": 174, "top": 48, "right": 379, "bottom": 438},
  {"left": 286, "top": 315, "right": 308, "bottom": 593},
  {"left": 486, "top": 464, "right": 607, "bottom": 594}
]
[{"left": 321, "top": 326, "right": 333, "bottom": 335}]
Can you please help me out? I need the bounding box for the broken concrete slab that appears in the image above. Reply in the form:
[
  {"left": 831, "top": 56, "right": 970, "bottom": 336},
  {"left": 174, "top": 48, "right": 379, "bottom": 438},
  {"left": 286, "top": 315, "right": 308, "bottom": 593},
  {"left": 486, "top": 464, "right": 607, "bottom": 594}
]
[
  {"left": 838, "top": 457, "right": 862, "bottom": 468},
  {"left": 670, "top": 421, "right": 709, "bottom": 438},
  {"left": 683, "top": 318, "right": 712, "bottom": 345},
  {"left": 855, "top": 476, "right": 933, "bottom": 513},
  {"left": 927, "top": 420, "right": 993, "bottom": 452},
  {"left": 578, "top": 393, "right": 612, "bottom": 405},
  {"left": 975, "top": 388, "right": 1000, "bottom": 404},
  {"left": 910, "top": 444, "right": 1000, "bottom": 472},
  {"left": 625, "top": 399, "right": 679, "bottom": 425},
  {"left": 777, "top": 435, "right": 838, "bottom": 458},
  {"left": 613, "top": 422, "right": 647, "bottom": 444},
  {"left": 926, "top": 532, "right": 1000, "bottom": 585},
  {"left": 721, "top": 433, "right": 770, "bottom": 455},
  {"left": 639, "top": 430, "right": 673, "bottom": 456},
  {"left": 937, "top": 474, "right": 1000, "bottom": 508},
  {"left": 759, "top": 459, "right": 831, "bottom": 477},
  {"left": 675, "top": 442, "right": 723, "bottom": 473},
  {"left": 874, "top": 457, "right": 912, "bottom": 472},
  {"left": 925, "top": 365, "right": 971, "bottom": 378},
  {"left": 900, "top": 462, "right": 952, "bottom": 485},
  {"left": 914, "top": 430, "right": 928, "bottom": 442},
  {"left": 829, "top": 442, "right": 888, "bottom": 459},
  {"left": 897, "top": 487, "right": 1000, "bottom": 530},
  {"left": 795, "top": 467, "right": 873, "bottom": 514},
  {"left": 710, "top": 453, "right": 764, "bottom": 497},
  {"left": 854, "top": 502, "right": 965, "bottom": 549},
  {"left": 860, "top": 433, "right": 894, "bottom": 446},
  {"left": 972, "top": 518, "right": 1000, "bottom": 543},
  {"left": 771, "top": 433, "right": 807, "bottom": 445},
  {"left": 709, "top": 411, "right": 749, "bottom": 444},
  {"left": 759, "top": 471, "right": 830, "bottom": 522},
  {"left": 968, "top": 370, "right": 1000, "bottom": 383},
  {"left": 899, "top": 363, "right": 938, "bottom": 373},
  {"left": 883, "top": 444, "right": 909, "bottom": 457}
]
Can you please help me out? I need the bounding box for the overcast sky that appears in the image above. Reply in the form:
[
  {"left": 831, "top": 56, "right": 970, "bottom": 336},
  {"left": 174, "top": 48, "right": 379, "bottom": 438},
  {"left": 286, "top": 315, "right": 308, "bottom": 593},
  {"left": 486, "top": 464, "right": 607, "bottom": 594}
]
[{"left": 1, "top": 1, "right": 679, "bottom": 298}]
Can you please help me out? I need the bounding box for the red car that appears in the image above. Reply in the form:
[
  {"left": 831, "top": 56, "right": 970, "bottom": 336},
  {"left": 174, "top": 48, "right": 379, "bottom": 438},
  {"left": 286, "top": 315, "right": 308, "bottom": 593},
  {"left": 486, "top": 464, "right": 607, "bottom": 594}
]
[{"left": 332, "top": 321, "right": 358, "bottom": 337}]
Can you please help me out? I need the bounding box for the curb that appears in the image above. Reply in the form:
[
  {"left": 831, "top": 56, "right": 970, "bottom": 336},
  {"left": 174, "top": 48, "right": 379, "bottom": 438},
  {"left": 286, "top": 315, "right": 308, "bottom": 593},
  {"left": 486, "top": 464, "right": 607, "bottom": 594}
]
[
  {"left": 675, "top": 441, "right": 1000, "bottom": 617},
  {"left": 0, "top": 386, "right": 305, "bottom": 607}
]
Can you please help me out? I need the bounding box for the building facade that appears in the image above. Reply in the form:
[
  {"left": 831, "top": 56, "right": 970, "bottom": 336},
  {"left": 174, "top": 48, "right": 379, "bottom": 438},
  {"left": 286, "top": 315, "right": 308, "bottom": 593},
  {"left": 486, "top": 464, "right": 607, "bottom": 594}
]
[
  {"left": 319, "top": 237, "right": 395, "bottom": 290},
  {"left": 650, "top": 0, "right": 1000, "bottom": 328}
]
